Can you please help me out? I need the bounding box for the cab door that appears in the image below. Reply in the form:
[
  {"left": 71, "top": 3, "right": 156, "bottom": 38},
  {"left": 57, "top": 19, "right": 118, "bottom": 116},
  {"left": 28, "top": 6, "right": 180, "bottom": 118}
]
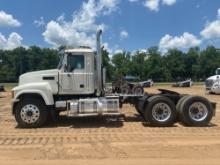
[{"left": 59, "top": 54, "right": 86, "bottom": 94}]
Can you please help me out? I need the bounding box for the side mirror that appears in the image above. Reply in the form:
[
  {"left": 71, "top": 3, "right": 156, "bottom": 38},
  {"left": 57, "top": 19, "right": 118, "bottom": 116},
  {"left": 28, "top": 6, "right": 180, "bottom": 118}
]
[{"left": 64, "top": 64, "right": 72, "bottom": 72}]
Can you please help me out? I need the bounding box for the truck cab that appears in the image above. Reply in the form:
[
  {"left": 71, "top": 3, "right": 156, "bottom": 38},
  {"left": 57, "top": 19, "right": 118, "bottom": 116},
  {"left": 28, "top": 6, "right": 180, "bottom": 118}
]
[
  {"left": 205, "top": 68, "right": 220, "bottom": 93},
  {"left": 58, "top": 48, "right": 95, "bottom": 95},
  {"left": 12, "top": 48, "right": 99, "bottom": 106},
  {"left": 216, "top": 68, "right": 220, "bottom": 75}
]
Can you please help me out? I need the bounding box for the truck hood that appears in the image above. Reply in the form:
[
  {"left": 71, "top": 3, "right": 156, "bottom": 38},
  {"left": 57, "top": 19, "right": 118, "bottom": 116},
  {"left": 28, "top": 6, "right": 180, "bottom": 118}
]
[
  {"left": 19, "top": 69, "right": 59, "bottom": 86},
  {"left": 206, "top": 75, "right": 220, "bottom": 81}
]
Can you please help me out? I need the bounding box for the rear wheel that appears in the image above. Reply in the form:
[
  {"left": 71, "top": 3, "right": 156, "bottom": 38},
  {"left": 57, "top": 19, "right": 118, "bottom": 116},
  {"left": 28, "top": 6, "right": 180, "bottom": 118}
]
[
  {"left": 176, "top": 95, "right": 189, "bottom": 112},
  {"left": 176, "top": 95, "right": 190, "bottom": 121},
  {"left": 120, "top": 85, "right": 131, "bottom": 94},
  {"left": 179, "top": 96, "right": 213, "bottom": 126},
  {"left": 132, "top": 86, "right": 144, "bottom": 95},
  {"left": 15, "top": 98, "right": 49, "bottom": 128},
  {"left": 144, "top": 96, "right": 177, "bottom": 127}
]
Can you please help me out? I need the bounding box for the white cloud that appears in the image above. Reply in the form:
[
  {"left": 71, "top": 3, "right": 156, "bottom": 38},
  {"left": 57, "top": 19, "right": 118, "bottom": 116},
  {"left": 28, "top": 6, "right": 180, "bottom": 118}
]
[
  {"left": 132, "top": 0, "right": 177, "bottom": 12},
  {"left": 0, "top": 32, "right": 23, "bottom": 50},
  {"left": 201, "top": 20, "right": 220, "bottom": 39},
  {"left": 159, "top": 32, "right": 201, "bottom": 51},
  {"left": 34, "top": 17, "right": 45, "bottom": 27},
  {"left": 0, "top": 11, "right": 21, "bottom": 27},
  {"left": 57, "top": 14, "right": 65, "bottom": 23},
  {"left": 120, "top": 30, "right": 128, "bottom": 39},
  {"left": 144, "top": 0, "right": 160, "bottom": 12},
  {"left": 43, "top": 0, "right": 119, "bottom": 48},
  {"left": 103, "top": 42, "right": 113, "bottom": 54},
  {"left": 162, "top": 0, "right": 176, "bottom": 6},
  {"left": 200, "top": 9, "right": 220, "bottom": 39}
]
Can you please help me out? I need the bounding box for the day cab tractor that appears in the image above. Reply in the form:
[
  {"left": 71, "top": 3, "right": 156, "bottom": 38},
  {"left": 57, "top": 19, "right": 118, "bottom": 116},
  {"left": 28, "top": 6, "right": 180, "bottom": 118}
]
[
  {"left": 205, "top": 68, "right": 220, "bottom": 94},
  {"left": 11, "top": 30, "right": 216, "bottom": 128}
]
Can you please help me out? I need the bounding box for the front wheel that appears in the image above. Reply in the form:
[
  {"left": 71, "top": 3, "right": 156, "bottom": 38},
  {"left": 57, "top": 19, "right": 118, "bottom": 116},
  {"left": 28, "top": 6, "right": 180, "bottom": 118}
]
[{"left": 15, "top": 98, "right": 49, "bottom": 128}]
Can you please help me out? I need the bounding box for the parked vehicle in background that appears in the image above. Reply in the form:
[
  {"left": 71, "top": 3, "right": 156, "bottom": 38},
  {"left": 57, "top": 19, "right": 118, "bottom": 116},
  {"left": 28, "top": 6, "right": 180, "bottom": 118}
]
[
  {"left": 140, "top": 79, "right": 154, "bottom": 88},
  {"left": 112, "top": 75, "right": 144, "bottom": 95},
  {"left": 205, "top": 68, "right": 220, "bottom": 94},
  {"left": 0, "top": 85, "right": 5, "bottom": 92},
  {"left": 172, "top": 79, "right": 193, "bottom": 88}
]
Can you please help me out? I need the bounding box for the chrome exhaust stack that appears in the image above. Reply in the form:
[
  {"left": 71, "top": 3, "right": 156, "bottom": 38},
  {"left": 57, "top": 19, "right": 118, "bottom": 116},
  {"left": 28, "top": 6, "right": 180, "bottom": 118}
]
[{"left": 96, "top": 29, "right": 103, "bottom": 96}]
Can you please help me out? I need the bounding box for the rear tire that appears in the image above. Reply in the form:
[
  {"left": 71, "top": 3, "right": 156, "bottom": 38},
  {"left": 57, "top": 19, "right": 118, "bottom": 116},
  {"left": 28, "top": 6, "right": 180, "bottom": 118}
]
[
  {"left": 179, "top": 96, "right": 213, "bottom": 126},
  {"left": 144, "top": 96, "right": 177, "bottom": 127},
  {"left": 176, "top": 95, "right": 190, "bottom": 121},
  {"left": 132, "top": 86, "right": 144, "bottom": 95},
  {"left": 15, "top": 98, "right": 49, "bottom": 128},
  {"left": 120, "top": 85, "right": 131, "bottom": 94}
]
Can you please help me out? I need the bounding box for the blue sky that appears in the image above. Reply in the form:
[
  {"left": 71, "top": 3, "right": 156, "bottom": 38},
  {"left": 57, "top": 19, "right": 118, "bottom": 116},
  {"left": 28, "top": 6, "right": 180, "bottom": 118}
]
[{"left": 0, "top": 0, "right": 220, "bottom": 53}]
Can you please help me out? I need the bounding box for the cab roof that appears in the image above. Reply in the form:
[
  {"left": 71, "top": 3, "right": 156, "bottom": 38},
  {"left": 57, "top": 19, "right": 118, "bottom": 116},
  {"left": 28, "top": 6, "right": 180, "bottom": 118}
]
[{"left": 64, "top": 48, "right": 94, "bottom": 53}]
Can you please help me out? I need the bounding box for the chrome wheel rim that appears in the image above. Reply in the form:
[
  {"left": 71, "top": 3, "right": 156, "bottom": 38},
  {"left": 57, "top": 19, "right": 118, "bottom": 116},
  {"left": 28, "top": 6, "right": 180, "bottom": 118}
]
[
  {"left": 121, "top": 87, "right": 129, "bottom": 94},
  {"left": 152, "top": 103, "right": 171, "bottom": 122},
  {"left": 135, "top": 88, "right": 143, "bottom": 95},
  {"left": 20, "top": 104, "right": 40, "bottom": 124},
  {"left": 189, "top": 102, "right": 208, "bottom": 122}
]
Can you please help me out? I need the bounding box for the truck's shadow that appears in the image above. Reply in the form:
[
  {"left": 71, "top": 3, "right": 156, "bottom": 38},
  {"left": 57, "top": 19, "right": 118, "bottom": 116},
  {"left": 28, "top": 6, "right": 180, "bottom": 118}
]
[
  {"left": 43, "top": 114, "right": 145, "bottom": 129},
  {"left": 16, "top": 114, "right": 217, "bottom": 129},
  {"left": 45, "top": 116, "right": 124, "bottom": 128}
]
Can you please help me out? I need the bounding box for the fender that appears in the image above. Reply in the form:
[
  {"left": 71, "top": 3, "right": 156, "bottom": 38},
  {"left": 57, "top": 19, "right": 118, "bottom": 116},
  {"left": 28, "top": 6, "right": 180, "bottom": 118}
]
[{"left": 12, "top": 82, "right": 54, "bottom": 105}]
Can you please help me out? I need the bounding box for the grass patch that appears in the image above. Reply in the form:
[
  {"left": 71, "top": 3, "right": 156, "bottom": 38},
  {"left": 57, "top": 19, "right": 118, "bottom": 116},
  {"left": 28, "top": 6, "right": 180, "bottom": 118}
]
[
  {"left": 1, "top": 83, "right": 17, "bottom": 90},
  {"left": 154, "top": 82, "right": 204, "bottom": 86}
]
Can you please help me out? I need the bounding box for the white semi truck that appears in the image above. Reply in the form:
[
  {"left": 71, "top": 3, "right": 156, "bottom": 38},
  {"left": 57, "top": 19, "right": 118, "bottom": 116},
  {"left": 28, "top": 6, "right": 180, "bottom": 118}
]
[
  {"left": 205, "top": 68, "right": 220, "bottom": 94},
  {"left": 11, "top": 30, "right": 216, "bottom": 128}
]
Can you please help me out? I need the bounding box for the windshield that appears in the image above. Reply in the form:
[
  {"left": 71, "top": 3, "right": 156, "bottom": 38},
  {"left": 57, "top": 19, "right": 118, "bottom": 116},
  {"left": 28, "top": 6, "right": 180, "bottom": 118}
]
[
  {"left": 57, "top": 53, "right": 64, "bottom": 69},
  {"left": 216, "top": 68, "right": 220, "bottom": 75}
]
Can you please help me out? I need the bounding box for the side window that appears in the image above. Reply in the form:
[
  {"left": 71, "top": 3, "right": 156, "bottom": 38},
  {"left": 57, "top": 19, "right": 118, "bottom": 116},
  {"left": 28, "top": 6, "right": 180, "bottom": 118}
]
[{"left": 67, "top": 55, "right": 85, "bottom": 71}]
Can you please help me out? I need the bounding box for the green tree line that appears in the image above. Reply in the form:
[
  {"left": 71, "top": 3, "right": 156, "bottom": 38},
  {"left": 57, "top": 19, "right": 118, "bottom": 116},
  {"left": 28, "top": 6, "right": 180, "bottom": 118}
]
[{"left": 0, "top": 45, "right": 220, "bottom": 82}]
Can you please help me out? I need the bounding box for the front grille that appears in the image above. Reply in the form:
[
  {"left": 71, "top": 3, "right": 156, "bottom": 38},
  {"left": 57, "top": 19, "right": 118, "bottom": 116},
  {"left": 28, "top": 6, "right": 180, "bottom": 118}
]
[{"left": 205, "top": 79, "right": 214, "bottom": 89}]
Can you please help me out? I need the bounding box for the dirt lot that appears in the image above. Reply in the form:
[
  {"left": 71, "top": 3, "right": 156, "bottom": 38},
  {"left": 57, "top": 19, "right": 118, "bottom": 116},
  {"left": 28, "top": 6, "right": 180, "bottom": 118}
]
[{"left": 0, "top": 85, "right": 219, "bottom": 165}]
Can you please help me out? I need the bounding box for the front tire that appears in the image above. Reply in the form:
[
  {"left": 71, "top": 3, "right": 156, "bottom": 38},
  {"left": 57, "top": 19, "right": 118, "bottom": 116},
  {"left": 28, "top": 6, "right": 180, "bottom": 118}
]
[{"left": 15, "top": 98, "right": 49, "bottom": 128}]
